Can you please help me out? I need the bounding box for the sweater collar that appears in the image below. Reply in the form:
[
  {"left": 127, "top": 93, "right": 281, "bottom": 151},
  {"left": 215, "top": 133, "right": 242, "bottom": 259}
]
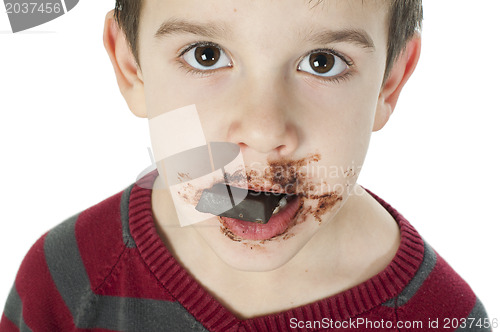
[{"left": 128, "top": 170, "right": 424, "bottom": 330}]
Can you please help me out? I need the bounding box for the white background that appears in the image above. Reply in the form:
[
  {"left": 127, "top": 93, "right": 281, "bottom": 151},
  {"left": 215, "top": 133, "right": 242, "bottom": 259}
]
[{"left": 1, "top": 0, "right": 499, "bottom": 327}]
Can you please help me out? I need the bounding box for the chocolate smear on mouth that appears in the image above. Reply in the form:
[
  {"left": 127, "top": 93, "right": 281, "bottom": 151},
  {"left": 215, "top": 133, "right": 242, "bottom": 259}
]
[
  {"left": 313, "top": 192, "right": 343, "bottom": 222},
  {"left": 177, "top": 172, "right": 192, "bottom": 182},
  {"left": 177, "top": 182, "right": 203, "bottom": 206},
  {"left": 220, "top": 153, "right": 322, "bottom": 195},
  {"left": 219, "top": 220, "right": 243, "bottom": 242},
  {"left": 176, "top": 153, "right": 343, "bottom": 237},
  {"left": 178, "top": 153, "right": 322, "bottom": 206},
  {"left": 297, "top": 192, "right": 343, "bottom": 224}
]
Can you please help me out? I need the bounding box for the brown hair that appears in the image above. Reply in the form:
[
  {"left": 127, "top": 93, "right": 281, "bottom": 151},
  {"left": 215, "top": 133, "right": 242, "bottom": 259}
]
[{"left": 114, "top": 0, "right": 422, "bottom": 81}]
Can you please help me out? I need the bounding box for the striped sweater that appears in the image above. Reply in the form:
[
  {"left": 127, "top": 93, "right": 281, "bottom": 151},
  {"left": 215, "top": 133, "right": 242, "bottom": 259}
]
[{"left": 0, "top": 171, "right": 490, "bottom": 331}]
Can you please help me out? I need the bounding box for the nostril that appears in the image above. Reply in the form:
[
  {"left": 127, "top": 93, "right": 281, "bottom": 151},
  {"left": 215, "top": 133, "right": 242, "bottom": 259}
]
[
  {"left": 276, "top": 144, "right": 291, "bottom": 156},
  {"left": 238, "top": 142, "right": 248, "bottom": 151}
]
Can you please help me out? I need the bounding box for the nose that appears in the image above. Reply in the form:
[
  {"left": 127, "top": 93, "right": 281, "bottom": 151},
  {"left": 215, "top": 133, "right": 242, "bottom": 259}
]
[{"left": 226, "top": 77, "right": 299, "bottom": 158}]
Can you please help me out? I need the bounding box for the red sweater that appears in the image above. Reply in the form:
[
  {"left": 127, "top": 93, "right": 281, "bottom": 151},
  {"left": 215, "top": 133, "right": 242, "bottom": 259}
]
[{"left": 0, "top": 171, "right": 491, "bottom": 331}]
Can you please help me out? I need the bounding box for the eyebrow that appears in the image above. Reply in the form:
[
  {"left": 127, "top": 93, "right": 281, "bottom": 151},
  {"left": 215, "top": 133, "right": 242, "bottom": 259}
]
[
  {"left": 308, "top": 29, "right": 375, "bottom": 50},
  {"left": 155, "top": 19, "right": 230, "bottom": 40},
  {"left": 154, "top": 19, "right": 374, "bottom": 51}
]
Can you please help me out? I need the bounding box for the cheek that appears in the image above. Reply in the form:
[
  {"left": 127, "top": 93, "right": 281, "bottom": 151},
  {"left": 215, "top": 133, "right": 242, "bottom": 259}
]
[
  {"left": 292, "top": 78, "right": 381, "bottom": 176},
  {"left": 140, "top": 49, "right": 226, "bottom": 118},
  {"left": 143, "top": 72, "right": 236, "bottom": 121},
  {"left": 142, "top": 69, "right": 193, "bottom": 118},
  {"left": 296, "top": 77, "right": 379, "bottom": 140}
]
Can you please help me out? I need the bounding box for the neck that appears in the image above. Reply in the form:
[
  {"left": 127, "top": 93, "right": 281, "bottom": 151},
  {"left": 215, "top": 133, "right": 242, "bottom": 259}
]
[{"left": 151, "top": 180, "right": 400, "bottom": 318}]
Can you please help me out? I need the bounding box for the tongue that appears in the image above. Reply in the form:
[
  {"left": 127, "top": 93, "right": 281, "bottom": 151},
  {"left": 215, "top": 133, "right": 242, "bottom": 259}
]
[{"left": 195, "top": 183, "right": 287, "bottom": 223}]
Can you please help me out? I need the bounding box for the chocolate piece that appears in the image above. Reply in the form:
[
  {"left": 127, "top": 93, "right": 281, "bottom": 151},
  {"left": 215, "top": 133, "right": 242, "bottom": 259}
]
[{"left": 195, "top": 183, "right": 287, "bottom": 223}]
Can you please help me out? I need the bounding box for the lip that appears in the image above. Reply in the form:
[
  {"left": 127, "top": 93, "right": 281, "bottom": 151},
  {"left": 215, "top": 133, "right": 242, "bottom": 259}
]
[{"left": 219, "top": 195, "right": 302, "bottom": 241}]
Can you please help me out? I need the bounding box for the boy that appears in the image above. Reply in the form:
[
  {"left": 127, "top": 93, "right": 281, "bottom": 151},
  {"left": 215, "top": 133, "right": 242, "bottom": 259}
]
[{"left": 0, "top": 0, "right": 491, "bottom": 331}]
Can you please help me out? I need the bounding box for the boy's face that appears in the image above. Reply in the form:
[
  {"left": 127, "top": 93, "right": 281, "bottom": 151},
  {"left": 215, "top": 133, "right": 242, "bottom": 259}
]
[{"left": 135, "top": 0, "right": 392, "bottom": 271}]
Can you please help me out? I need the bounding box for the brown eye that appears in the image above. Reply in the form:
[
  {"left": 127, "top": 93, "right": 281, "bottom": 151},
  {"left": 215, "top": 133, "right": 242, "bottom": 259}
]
[
  {"left": 195, "top": 46, "right": 220, "bottom": 67},
  {"left": 298, "top": 50, "right": 349, "bottom": 78},
  {"left": 309, "top": 52, "right": 335, "bottom": 74},
  {"left": 182, "top": 43, "right": 232, "bottom": 71}
]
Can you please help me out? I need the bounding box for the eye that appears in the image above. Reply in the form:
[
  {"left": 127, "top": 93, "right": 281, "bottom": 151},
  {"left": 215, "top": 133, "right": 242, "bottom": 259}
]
[
  {"left": 298, "top": 50, "right": 349, "bottom": 78},
  {"left": 181, "top": 43, "right": 232, "bottom": 71}
]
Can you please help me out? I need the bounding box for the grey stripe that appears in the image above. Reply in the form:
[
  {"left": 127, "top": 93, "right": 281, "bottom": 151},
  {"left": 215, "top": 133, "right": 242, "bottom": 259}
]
[
  {"left": 79, "top": 293, "right": 207, "bottom": 331},
  {"left": 383, "top": 240, "right": 437, "bottom": 307},
  {"left": 44, "top": 213, "right": 92, "bottom": 320},
  {"left": 3, "top": 286, "right": 32, "bottom": 332},
  {"left": 45, "top": 212, "right": 207, "bottom": 331},
  {"left": 455, "top": 298, "right": 491, "bottom": 332},
  {"left": 120, "top": 184, "right": 136, "bottom": 248}
]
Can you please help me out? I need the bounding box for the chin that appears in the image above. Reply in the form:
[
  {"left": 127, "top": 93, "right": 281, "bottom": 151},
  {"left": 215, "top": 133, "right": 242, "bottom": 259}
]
[
  {"left": 192, "top": 214, "right": 321, "bottom": 272},
  {"left": 208, "top": 238, "right": 307, "bottom": 272}
]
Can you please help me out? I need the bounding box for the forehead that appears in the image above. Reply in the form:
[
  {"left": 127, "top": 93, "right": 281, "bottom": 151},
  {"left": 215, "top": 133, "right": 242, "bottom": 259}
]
[
  {"left": 140, "top": 0, "right": 390, "bottom": 35},
  {"left": 142, "top": 0, "right": 389, "bottom": 14}
]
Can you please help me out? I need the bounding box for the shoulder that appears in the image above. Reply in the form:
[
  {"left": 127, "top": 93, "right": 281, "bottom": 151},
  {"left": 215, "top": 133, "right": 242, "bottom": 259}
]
[
  {"left": 44, "top": 183, "right": 134, "bottom": 289},
  {"left": 385, "top": 240, "right": 490, "bottom": 330},
  {"left": 363, "top": 188, "right": 490, "bottom": 330},
  {"left": 1, "top": 184, "right": 134, "bottom": 330}
]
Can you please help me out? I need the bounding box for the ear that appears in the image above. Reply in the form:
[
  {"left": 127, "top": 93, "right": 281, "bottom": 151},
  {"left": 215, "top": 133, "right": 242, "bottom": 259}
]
[
  {"left": 103, "top": 10, "right": 147, "bottom": 118},
  {"left": 373, "top": 36, "right": 421, "bottom": 131}
]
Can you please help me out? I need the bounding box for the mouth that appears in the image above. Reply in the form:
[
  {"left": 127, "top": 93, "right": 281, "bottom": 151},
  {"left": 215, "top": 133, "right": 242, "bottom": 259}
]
[
  {"left": 195, "top": 183, "right": 302, "bottom": 241},
  {"left": 220, "top": 194, "right": 302, "bottom": 241}
]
